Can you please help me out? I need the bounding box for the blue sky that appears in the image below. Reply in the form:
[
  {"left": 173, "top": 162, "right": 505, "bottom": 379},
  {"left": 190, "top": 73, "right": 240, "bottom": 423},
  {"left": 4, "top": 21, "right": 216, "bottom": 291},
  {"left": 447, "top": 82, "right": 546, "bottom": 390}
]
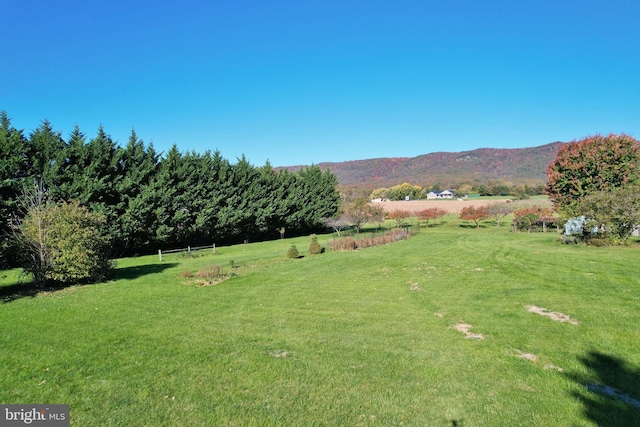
[{"left": 2, "top": 1, "right": 639, "bottom": 166}]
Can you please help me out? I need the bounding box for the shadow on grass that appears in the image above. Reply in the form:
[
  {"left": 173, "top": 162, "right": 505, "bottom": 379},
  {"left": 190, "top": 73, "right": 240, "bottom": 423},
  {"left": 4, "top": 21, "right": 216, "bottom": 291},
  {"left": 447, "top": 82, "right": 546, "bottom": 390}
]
[
  {"left": 111, "top": 262, "right": 179, "bottom": 281},
  {"left": 1, "top": 262, "right": 178, "bottom": 303},
  {"left": 566, "top": 351, "right": 640, "bottom": 426}
]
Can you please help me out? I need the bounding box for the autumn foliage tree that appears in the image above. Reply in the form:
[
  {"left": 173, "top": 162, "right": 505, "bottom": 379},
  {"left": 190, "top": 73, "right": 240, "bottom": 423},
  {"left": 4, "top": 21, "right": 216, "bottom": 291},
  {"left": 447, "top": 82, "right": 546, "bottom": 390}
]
[
  {"left": 546, "top": 134, "right": 640, "bottom": 215},
  {"left": 388, "top": 210, "right": 412, "bottom": 228},
  {"left": 416, "top": 208, "right": 446, "bottom": 226},
  {"left": 459, "top": 205, "right": 490, "bottom": 228},
  {"left": 343, "top": 199, "right": 384, "bottom": 233}
]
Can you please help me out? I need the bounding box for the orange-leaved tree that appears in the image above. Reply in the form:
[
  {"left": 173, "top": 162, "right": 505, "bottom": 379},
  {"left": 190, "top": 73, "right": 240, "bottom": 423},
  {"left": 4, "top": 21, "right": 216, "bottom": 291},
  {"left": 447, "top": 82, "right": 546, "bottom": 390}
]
[
  {"left": 417, "top": 208, "right": 446, "bottom": 226},
  {"left": 459, "top": 205, "right": 490, "bottom": 228},
  {"left": 388, "top": 210, "right": 412, "bottom": 228}
]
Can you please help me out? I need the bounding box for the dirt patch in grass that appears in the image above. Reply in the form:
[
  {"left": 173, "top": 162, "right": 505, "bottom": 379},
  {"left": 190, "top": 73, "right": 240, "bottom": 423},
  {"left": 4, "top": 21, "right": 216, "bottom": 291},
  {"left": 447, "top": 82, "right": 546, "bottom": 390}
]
[
  {"left": 409, "top": 282, "right": 422, "bottom": 291},
  {"left": 269, "top": 350, "right": 293, "bottom": 358},
  {"left": 516, "top": 351, "right": 539, "bottom": 362},
  {"left": 453, "top": 323, "right": 484, "bottom": 339},
  {"left": 526, "top": 305, "right": 579, "bottom": 325}
]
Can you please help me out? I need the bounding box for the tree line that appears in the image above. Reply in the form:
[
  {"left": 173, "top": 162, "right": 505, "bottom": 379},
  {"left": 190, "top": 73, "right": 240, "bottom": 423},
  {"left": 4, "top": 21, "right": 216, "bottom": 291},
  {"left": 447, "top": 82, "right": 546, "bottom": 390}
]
[
  {"left": 369, "top": 181, "right": 544, "bottom": 201},
  {"left": 0, "top": 111, "right": 340, "bottom": 268}
]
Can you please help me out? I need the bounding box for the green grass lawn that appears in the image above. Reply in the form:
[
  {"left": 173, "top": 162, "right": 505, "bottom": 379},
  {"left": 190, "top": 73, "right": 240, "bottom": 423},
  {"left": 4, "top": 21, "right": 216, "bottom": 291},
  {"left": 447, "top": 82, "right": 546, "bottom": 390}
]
[{"left": 1, "top": 221, "right": 639, "bottom": 426}]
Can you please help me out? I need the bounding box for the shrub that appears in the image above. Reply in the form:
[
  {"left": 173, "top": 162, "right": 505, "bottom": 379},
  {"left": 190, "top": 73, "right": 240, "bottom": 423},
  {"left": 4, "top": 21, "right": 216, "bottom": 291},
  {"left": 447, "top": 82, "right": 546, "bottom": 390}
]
[
  {"left": 19, "top": 198, "right": 112, "bottom": 286},
  {"left": 196, "top": 263, "right": 224, "bottom": 284},
  {"left": 326, "top": 230, "right": 412, "bottom": 251},
  {"left": 512, "top": 206, "right": 556, "bottom": 232},
  {"left": 309, "top": 235, "right": 323, "bottom": 255},
  {"left": 286, "top": 245, "right": 299, "bottom": 259}
]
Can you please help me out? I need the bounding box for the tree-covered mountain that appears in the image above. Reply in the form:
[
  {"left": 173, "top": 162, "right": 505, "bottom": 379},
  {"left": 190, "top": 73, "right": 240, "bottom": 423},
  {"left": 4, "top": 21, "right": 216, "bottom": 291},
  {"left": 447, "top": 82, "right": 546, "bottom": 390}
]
[{"left": 283, "top": 142, "right": 565, "bottom": 193}]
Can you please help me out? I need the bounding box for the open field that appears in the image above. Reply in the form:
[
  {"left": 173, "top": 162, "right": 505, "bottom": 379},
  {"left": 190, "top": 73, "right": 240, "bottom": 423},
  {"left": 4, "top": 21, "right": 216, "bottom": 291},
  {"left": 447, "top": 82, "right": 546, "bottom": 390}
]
[
  {"left": 375, "top": 196, "right": 551, "bottom": 214},
  {"left": 1, "top": 220, "right": 639, "bottom": 426}
]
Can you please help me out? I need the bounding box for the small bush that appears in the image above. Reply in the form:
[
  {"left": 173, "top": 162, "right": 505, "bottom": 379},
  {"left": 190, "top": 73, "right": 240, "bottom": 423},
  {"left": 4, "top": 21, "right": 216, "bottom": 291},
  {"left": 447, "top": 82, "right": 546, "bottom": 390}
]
[
  {"left": 287, "top": 245, "right": 299, "bottom": 259},
  {"left": 196, "top": 263, "right": 224, "bottom": 284},
  {"left": 309, "top": 235, "right": 323, "bottom": 255},
  {"left": 588, "top": 238, "right": 611, "bottom": 247},
  {"left": 560, "top": 236, "right": 578, "bottom": 245}
]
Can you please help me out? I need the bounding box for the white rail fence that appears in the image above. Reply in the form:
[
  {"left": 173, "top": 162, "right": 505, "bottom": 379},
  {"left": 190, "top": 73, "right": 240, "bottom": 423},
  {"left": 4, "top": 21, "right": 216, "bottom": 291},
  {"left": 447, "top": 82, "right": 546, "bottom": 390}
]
[{"left": 158, "top": 244, "right": 217, "bottom": 261}]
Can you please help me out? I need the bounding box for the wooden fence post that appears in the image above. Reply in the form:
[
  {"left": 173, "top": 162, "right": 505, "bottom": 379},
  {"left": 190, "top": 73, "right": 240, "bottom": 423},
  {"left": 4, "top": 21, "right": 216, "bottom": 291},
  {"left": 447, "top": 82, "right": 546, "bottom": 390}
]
[{"left": 158, "top": 249, "right": 162, "bottom": 262}]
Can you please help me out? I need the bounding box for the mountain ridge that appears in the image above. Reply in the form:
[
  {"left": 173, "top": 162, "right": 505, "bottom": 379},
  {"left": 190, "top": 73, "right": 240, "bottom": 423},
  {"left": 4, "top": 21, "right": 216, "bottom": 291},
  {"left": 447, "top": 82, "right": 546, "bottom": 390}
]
[{"left": 281, "top": 142, "right": 565, "bottom": 192}]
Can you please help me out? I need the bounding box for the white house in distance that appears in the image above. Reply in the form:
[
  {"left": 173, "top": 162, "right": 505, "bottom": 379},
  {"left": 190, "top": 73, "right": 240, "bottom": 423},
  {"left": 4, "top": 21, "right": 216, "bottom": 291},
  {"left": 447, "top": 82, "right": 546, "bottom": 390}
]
[{"left": 426, "top": 190, "right": 454, "bottom": 199}]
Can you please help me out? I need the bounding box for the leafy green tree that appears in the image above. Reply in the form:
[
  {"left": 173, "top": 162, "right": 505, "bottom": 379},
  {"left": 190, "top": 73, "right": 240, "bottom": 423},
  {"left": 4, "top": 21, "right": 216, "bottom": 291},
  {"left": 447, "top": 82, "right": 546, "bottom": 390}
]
[
  {"left": 578, "top": 185, "right": 640, "bottom": 243},
  {"left": 546, "top": 134, "right": 640, "bottom": 215}
]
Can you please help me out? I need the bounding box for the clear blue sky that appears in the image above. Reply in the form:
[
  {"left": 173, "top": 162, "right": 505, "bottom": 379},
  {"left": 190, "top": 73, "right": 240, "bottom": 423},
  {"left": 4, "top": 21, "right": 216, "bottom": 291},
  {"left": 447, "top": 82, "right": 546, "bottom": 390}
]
[{"left": 2, "top": 0, "right": 639, "bottom": 166}]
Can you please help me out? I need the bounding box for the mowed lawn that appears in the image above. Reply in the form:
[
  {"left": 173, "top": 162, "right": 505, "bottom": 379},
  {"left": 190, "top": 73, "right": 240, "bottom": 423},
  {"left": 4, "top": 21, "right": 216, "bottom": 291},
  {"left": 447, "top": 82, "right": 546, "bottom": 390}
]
[{"left": 1, "top": 221, "right": 639, "bottom": 426}]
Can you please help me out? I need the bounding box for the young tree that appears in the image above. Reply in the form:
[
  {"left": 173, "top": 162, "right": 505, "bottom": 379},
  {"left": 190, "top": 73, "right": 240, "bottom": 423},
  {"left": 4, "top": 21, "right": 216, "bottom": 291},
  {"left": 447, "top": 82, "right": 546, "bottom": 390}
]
[
  {"left": 16, "top": 183, "right": 52, "bottom": 287},
  {"left": 417, "top": 207, "right": 446, "bottom": 227},
  {"left": 322, "top": 215, "right": 352, "bottom": 236},
  {"left": 388, "top": 210, "right": 412, "bottom": 228},
  {"left": 512, "top": 206, "right": 555, "bottom": 232},
  {"left": 488, "top": 203, "right": 513, "bottom": 226},
  {"left": 460, "top": 205, "right": 490, "bottom": 228},
  {"left": 546, "top": 134, "right": 640, "bottom": 215},
  {"left": 343, "top": 198, "right": 378, "bottom": 233}
]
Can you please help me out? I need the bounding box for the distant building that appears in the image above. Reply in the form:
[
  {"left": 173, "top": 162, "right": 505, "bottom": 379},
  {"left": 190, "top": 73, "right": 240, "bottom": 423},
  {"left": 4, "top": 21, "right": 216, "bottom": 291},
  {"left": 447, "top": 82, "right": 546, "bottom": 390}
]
[{"left": 426, "top": 190, "right": 454, "bottom": 200}]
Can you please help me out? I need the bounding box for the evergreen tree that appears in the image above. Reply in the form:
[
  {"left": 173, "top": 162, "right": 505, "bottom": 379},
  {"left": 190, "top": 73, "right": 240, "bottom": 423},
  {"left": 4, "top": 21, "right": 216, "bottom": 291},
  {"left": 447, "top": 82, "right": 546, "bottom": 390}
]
[
  {"left": 116, "top": 129, "right": 160, "bottom": 254},
  {"left": 152, "top": 145, "right": 184, "bottom": 245},
  {"left": 47, "top": 124, "right": 88, "bottom": 202},
  {"left": 77, "top": 126, "right": 124, "bottom": 254},
  {"left": 26, "top": 119, "right": 65, "bottom": 181},
  {"left": 0, "top": 112, "right": 29, "bottom": 267}
]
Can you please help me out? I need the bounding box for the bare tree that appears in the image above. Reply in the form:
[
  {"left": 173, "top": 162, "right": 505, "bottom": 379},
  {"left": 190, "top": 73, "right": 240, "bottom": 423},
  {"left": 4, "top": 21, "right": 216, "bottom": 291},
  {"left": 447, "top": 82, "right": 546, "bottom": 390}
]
[
  {"left": 322, "top": 215, "right": 351, "bottom": 237},
  {"left": 488, "top": 203, "right": 513, "bottom": 227},
  {"left": 13, "top": 182, "right": 52, "bottom": 288}
]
